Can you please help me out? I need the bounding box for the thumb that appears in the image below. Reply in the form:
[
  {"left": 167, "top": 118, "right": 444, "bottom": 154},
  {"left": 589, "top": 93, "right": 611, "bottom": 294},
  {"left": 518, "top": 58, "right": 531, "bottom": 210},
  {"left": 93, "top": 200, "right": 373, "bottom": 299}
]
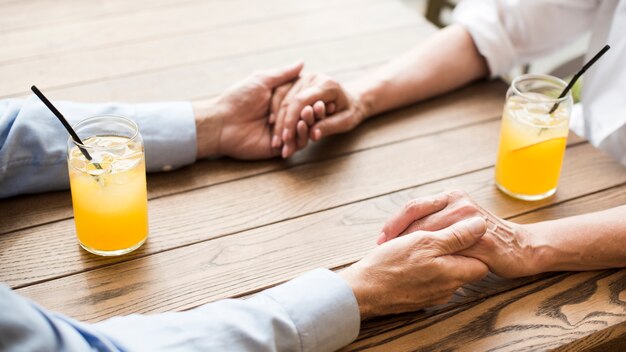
[
  {"left": 261, "top": 61, "right": 304, "bottom": 88},
  {"left": 434, "top": 217, "right": 486, "bottom": 255},
  {"left": 309, "top": 110, "right": 354, "bottom": 141}
]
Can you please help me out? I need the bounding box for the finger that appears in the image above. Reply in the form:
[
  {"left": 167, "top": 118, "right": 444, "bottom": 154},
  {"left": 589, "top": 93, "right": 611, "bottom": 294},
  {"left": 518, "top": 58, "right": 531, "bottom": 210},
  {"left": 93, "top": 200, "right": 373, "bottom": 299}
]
[
  {"left": 378, "top": 193, "right": 449, "bottom": 244},
  {"left": 326, "top": 102, "right": 336, "bottom": 115},
  {"left": 270, "top": 83, "right": 293, "bottom": 125},
  {"left": 443, "top": 255, "right": 489, "bottom": 283},
  {"left": 296, "top": 120, "right": 309, "bottom": 150},
  {"left": 282, "top": 139, "right": 298, "bottom": 158},
  {"left": 260, "top": 61, "right": 304, "bottom": 88},
  {"left": 274, "top": 81, "right": 307, "bottom": 147},
  {"left": 399, "top": 211, "right": 456, "bottom": 237},
  {"left": 308, "top": 109, "right": 357, "bottom": 142},
  {"left": 432, "top": 217, "right": 487, "bottom": 256},
  {"left": 284, "top": 86, "right": 341, "bottom": 142},
  {"left": 313, "top": 100, "right": 326, "bottom": 120},
  {"left": 300, "top": 105, "right": 315, "bottom": 126}
]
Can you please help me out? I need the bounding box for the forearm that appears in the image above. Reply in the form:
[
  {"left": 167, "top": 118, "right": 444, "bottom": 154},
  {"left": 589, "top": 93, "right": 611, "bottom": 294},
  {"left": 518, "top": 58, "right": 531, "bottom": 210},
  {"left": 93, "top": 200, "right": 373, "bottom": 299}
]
[
  {"left": 527, "top": 206, "right": 626, "bottom": 273},
  {"left": 351, "top": 24, "right": 488, "bottom": 118}
]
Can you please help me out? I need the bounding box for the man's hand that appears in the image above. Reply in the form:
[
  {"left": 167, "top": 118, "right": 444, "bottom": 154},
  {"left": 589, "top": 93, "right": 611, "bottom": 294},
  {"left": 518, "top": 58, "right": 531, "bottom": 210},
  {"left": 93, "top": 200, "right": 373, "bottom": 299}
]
[
  {"left": 193, "top": 61, "right": 304, "bottom": 160},
  {"left": 379, "top": 190, "right": 540, "bottom": 279},
  {"left": 270, "top": 74, "right": 370, "bottom": 158},
  {"left": 340, "top": 217, "right": 489, "bottom": 320}
]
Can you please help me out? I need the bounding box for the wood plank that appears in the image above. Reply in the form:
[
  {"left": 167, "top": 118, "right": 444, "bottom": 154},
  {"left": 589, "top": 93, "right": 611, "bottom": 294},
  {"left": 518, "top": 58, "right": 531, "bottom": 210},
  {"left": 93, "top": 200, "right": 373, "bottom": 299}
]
[
  {"left": 12, "top": 25, "right": 425, "bottom": 102},
  {"left": 0, "top": 1, "right": 424, "bottom": 97},
  {"left": 1, "top": 119, "right": 501, "bottom": 287},
  {"left": 555, "top": 321, "right": 626, "bottom": 352},
  {"left": 0, "top": 80, "right": 507, "bottom": 234},
  {"left": 0, "top": 0, "right": 197, "bottom": 33},
  {"left": 0, "top": 0, "right": 367, "bottom": 64},
  {"left": 14, "top": 144, "right": 625, "bottom": 322},
  {"left": 345, "top": 269, "right": 626, "bottom": 351},
  {"left": 346, "top": 185, "right": 626, "bottom": 350}
]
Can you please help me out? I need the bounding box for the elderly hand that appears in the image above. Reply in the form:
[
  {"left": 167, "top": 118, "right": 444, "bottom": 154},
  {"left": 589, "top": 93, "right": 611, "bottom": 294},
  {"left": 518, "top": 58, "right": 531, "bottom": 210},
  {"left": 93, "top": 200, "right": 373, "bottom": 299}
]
[
  {"left": 192, "top": 61, "right": 303, "bottom": 160},
  {"left": 340, "top": 217, "right": 489, "bottom": 319},
  {"left": 379, "top": 190, "right": 539, "bottom": 279},
  {"left": 270, "top": 73, "right": 370, "bottom": 158}
]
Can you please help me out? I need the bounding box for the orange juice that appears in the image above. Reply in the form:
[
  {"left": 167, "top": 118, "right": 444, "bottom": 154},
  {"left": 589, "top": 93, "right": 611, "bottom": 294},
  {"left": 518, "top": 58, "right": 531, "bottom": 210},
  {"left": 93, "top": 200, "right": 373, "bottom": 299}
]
[
  {"left": 68, "top": 134, "right": 148, "bottom": 256},
  {"left": 495, "top": 91, "right": 570, "bottom": 200}
]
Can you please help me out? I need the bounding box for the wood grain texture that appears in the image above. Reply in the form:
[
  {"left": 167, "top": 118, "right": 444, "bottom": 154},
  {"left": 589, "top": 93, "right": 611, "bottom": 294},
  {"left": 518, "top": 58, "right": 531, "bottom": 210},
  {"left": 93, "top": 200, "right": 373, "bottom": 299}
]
[
  {"left": 9, "top": 25, "right": 422, "bottom": 102},
  {"left": 347, "top": 269, "right": 626, "bottom": 351},
  {"left": 0, "top": 0, "right": 366, "bottom": 64},
  {"left": 0, "top": 0, "right": 191, "bottom": 32},
  {"left": 2, "top": 1, "right": 624, "bottom": 349},
  {"left": 14, "top": 144, "right": 625, "bottom": 323},
  {"left": 0, "top": 1, "right": 424, "bottom": 97},
  {"left": 555, "top": 320, "right": 626, "bottom": 352},
  {"left": 0, "top": 75, "right": 506, "bottom": 235},
  {"left": 1, "top": 119, "right": 594, "bottom": 289}
]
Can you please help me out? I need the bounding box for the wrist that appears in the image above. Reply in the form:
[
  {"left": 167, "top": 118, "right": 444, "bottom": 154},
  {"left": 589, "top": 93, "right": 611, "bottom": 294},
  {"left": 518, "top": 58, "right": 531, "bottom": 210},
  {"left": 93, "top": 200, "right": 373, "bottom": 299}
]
[
  {"left": 518, "top": 222, "right": 558, "bottom": 276},
  {"left": 346, "top": 79, "right": 384, "bottom": 121},
  {"left": 192, "top": 98, "right": 225, "bottom": 159},
  {"left": 338, "top": 266, "right": 374, "bottom": 320}
]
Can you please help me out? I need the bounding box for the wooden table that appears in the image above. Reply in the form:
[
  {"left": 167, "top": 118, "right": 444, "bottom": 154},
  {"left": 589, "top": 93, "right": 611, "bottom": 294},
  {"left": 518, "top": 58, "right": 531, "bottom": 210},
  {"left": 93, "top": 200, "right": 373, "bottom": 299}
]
[{"left": 1, "top": 0, "right": 625, "bottom": 350}]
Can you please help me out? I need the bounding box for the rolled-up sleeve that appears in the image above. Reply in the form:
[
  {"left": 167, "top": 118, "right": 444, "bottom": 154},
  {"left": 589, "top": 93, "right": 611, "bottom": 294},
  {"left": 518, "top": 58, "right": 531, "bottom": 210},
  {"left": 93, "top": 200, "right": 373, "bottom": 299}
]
[
  {"left": 452, "top": 0, "right": 599, "bottom": 77},
  {"left": 0, "top": 96, "right": 196, "bottom": 198}
]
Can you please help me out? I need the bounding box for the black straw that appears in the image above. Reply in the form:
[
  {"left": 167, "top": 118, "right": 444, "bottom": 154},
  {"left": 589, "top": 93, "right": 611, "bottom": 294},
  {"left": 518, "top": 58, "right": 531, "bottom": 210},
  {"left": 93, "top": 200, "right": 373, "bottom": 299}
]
[
  {"left": 31, "top": 85, "right": 102, "bottom": 169},
  {"left": 548, "top": 44, "right": 610, "bottom": 114}
]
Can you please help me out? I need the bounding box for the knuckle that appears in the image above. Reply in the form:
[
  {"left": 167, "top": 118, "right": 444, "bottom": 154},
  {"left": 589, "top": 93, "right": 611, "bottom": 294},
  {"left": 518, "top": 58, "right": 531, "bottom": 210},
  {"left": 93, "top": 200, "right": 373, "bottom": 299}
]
[
  {"left": 405, "top": 200, "right": 421, "bottom": 213},
  {"left": 456, "top": 201, "right": 478, "bottom": 215},
  {"left": 446, "top": 189, "right": 467, "bottom": 200},
  {"left": 447, "top": 226, "right": 465, "bottom": 248}
]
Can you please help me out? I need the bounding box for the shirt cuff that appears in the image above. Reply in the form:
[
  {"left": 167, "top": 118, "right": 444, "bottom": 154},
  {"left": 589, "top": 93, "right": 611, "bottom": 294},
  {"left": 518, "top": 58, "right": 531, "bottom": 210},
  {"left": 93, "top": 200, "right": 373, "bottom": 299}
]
[
  {"left": 132, "top": 102, "right": 197, "bottom": 173},
  {"left": 263, "top": 269, "right": 361, "bottom": 352}
]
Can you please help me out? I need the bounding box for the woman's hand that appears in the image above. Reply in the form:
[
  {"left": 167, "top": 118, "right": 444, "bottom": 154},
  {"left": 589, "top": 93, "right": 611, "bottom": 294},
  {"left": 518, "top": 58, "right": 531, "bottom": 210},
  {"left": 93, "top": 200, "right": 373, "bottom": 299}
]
[
  {"left": 379, "top": 190, "right": 540, "bottom": 279},
  {"left": 270, "top": 74, "right": 370, "bottom": 158}
]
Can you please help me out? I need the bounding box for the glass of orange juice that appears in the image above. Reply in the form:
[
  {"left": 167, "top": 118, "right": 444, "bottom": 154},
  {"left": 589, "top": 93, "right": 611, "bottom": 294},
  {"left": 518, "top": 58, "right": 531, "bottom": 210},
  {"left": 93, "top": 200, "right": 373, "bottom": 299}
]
[
  {"left": 495, "top": 74, "right": 573, "bottom": 201},
  {"left": 67, "top": 115, "right": 148, "bottom": 256}
]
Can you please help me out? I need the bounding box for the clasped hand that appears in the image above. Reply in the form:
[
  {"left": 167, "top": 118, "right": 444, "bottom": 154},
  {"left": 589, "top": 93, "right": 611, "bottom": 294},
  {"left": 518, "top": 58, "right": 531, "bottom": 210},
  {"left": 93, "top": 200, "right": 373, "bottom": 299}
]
[{"left": 193, "top": 63, "right": 537, "bottom": 319}]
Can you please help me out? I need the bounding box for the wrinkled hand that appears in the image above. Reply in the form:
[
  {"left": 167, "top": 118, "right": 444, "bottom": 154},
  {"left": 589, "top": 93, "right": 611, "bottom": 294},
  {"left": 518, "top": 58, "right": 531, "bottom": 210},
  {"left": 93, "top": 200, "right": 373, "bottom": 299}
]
[
  {"left": 270, "top": 73, "right": 369, "bottom": 158},
  {"left": 379, "top": 190, "right": 538, "bottom": 278},
  {"left": 340, "top": 217, "right": 489, "bottom": 319},
  {"left": 193, "top": 61, "right": 303, "bottom": 160}
]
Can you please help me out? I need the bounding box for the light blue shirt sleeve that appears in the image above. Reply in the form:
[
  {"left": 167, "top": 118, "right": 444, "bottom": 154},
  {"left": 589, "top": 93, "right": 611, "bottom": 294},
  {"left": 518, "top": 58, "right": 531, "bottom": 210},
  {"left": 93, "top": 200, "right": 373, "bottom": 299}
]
[
  {"left": 0, "top": 96, "right": 197, "bottom": 198},
  {"left": 0, "top": 269, "right": 360, "bottom": 352}
]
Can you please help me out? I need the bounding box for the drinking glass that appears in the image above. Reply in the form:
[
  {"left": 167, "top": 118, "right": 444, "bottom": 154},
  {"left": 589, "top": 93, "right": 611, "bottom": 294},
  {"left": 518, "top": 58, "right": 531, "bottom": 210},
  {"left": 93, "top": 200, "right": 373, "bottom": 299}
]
[
  {"left": 495, "top": 74, "right": 573, "bottom": 201},
  {"left": 67, "top": 115, "right": 148, "bottom": 256}
]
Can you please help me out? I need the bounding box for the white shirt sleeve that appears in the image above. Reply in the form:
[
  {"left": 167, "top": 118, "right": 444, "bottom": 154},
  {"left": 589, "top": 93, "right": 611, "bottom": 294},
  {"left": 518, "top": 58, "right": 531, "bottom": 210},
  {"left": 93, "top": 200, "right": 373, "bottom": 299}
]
[
  {"left": 452, "top": 0, "right": 600, "bottom": 77},
  {"left": 94, "top": 269, "right": 361, "bottom": 352},
  {"left": 0, "top": 269, "right": 360, "bottom": 352}
]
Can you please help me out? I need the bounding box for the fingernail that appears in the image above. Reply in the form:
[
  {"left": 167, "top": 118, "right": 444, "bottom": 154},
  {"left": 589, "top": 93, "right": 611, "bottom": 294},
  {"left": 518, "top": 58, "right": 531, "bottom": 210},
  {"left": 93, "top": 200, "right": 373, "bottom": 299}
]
[
  {"left": 283, "top": 128, "right": 290, "bottom": 140},
  {"left": 465, "top": 217, "right": 486, "bottom": 235},
  {"left": 272, "top": 135, "right": 279, "bottom": 148},
  {"left": 282, "top": 146, "right": 289, "bottom": 159},
  {"left": 314, "top": 129, "right": 322, "bottom": 140},
  {"left": 376, "top": 232, "right": 386, "bottom": 245}
]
